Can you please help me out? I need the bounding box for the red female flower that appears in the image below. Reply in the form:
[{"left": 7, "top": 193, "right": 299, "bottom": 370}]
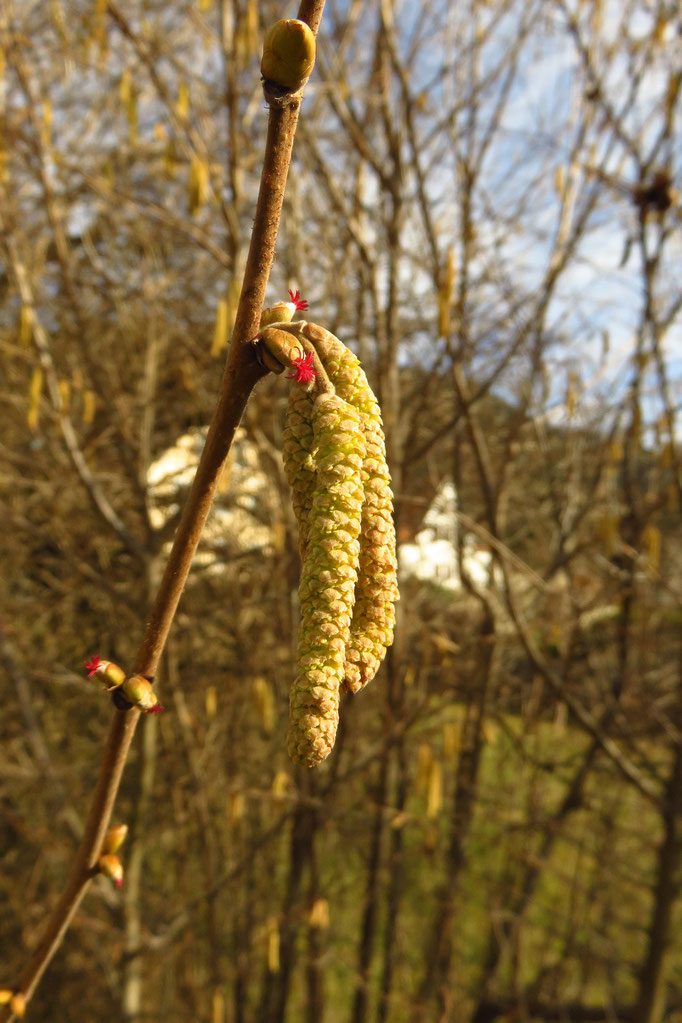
[
  {"left": 84, "top": 654, "right": 102, "bottom": 677},
  {"left": 288, "top": 289, "right": 308, "bottom": 311},
  {"left": 84, "top": 655, "right": 126, "bottom": 689},
  {"left": 287, "top": 349, "right": 316, "bottom": 385}
]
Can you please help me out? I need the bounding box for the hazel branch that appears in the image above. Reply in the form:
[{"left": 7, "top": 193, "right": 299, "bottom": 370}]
[{"left": 1, "top": 1, "right": 327, "bottom": 1016}]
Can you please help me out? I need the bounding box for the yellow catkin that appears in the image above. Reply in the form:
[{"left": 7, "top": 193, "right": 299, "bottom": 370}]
[
  {"left": 287, "top": 393, "right": 365, "bottom": 766},
  {"left": 293, "top": 322, "right": 398, "bottom": 693},
  {"left": 283, "top": 385, "right": 316, "bottom": 556}
]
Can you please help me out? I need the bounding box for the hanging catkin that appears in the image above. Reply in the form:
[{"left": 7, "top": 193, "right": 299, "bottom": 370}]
[
  {"left": 292, "top": 321, "right": 398, "bottom": 693},
  {"left": 256, "top": 307, "right": 398, "bottom": 766},
  {"left": 287, "top": 393, "right": 365, "bottom": 766}
]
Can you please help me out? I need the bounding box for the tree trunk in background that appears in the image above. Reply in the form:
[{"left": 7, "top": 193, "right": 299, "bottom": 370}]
[
  {"left": 411, "top": 618, "right": 496, "bottom": 1023},
  {"left": 471, "top": 738, "right": 599, "bottom": 1022},
  {"left": 305, "top": 839, "right": 325, "bottom": 1023},
  {"left": 350, "top": 752, "right": 390, "bottom": 1023},
  {"left": 258, "top": 777, "right": 318, "bottom": 1023},
  {"left": 632, "top": 723, "right": 682, "bottom": 1023},
  {"left": 376, "top": 724, "right": 407, "bottom": 1023}
]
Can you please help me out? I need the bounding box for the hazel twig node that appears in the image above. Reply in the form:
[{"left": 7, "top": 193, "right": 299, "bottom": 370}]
[
  {"left": 84, "top": 656, "right": 164, "bottom": 714},
  {"left": 94, "top": 823, "right": 128, "bottom": 889}
]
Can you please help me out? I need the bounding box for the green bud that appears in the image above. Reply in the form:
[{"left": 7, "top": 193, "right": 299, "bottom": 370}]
[
  {"left": 260, "top": 302, "right": 295, "bottom": 328},
  {"left": 261, "top": 19, "right": 316, "bottom": 92},
  {"left": 121, "top": 674, "right": 162, "bottom": 713}
]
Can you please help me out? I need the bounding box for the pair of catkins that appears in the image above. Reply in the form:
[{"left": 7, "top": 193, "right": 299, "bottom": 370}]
[{"left": 257, "top": 294, "right": 399, "bottom": 767}]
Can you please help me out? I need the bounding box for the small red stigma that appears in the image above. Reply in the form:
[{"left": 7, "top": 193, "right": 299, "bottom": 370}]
[
  {"left": 146, "top": 703, "right": 165, "bottom": 715},
  {"left": 287, "top": 350, "right": 316, "bottom": 385},
  {"left": 84, "top": 654, "right": 102, "bottom": 677},
  {"left": 115, "top": 878, "right": 123, "bottom": 888},
  {"left": 288, "top": 289, "right": 308, "bottom": 311}
]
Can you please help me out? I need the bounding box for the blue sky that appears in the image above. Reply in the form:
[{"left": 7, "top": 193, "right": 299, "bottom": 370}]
[{"left": 378, "top": 0, "right": 682, "bottom": 433}]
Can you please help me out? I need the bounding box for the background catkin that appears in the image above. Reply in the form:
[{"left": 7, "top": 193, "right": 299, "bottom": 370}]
[
  {"left": 299, "top": 322, "right": 399, "bottom": 693},
  {"left": 287, "top": 393, "right": 365, "bottom": 766}
]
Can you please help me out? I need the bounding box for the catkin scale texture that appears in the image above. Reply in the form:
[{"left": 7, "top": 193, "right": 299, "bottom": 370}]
[
  {"left": 282, "top": 385, "right": 316, "bottom": 557},
  {"left": 260, "top": 325, "right": 317, "bottom": 554},
  {"left": 287, "top": 394, "right": 366, "bottom": 767},
  {"left": 300, "top": 323, "right": 399, "bottom": 693}
]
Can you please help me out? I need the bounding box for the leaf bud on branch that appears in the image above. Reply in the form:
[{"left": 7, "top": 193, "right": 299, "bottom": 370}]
[
  {"left": 96, "top": 854, "right": 123, "bottom": 889},
  {"left": 0, "top": 992, "right": 25, "bottom": 1018},
  {"left": 261, "top": 20, "right": 316, "bottom": 93},
  {"left": 84, "top": 657, "right": 163, "bottom": 714}
]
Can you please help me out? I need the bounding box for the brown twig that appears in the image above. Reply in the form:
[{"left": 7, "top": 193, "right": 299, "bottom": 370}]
[{"left": 2, "top": 1, "right": 326, "bottom": 1015}]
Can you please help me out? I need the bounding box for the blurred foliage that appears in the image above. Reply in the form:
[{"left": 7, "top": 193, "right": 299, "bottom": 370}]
[{"left": 1, "top": 1, "right": 681, "bottom": 1021}]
